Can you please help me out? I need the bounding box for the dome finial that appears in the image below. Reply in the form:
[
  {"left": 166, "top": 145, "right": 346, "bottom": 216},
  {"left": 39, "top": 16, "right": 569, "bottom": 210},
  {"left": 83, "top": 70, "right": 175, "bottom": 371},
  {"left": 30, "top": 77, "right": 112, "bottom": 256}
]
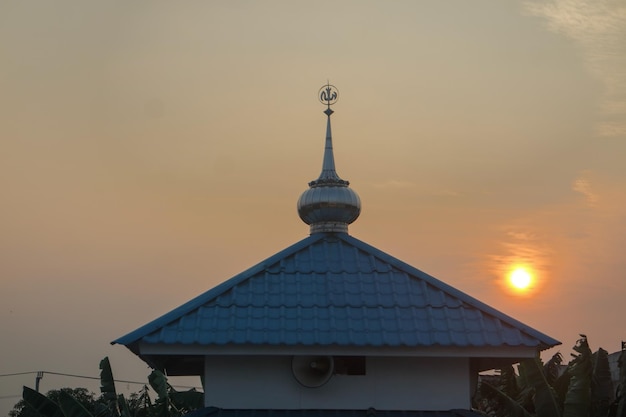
[
  {"left": 319, "top": 82, "right": 338, "bottom": 116},
  {"left": 297, "top": 84, "right": 361, "bottom": 234}
]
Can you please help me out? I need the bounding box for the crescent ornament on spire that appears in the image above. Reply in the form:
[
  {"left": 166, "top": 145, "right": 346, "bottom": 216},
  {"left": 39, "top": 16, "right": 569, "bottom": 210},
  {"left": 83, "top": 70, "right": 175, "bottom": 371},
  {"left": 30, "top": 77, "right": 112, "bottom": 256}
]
[{"left": 319, "top": 84, "right": 339, "bottom": 107}]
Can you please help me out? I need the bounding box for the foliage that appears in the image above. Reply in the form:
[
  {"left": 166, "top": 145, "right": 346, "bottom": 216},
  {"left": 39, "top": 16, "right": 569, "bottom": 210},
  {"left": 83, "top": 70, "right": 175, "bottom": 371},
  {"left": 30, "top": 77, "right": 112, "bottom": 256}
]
[
  {"left": 592, "top": 348, "right": 613, "bottom": 417},
  {"left": 18, "top": 386, "right": 64, "bottom": 417},
  {"left": 519, "top": 356, "right": 562, "bottom": 417},
  {"left": 543, "top": 351, "right": 564, "bottom": 387},
  {"left": 477, "top": 378, "right": 533, "bottom": 417},
  {"left": 147, "top": 370, "right": 203, "bottom": 417},
  {"left": 615, "top": 350, "right": 626, "bottom": 417},
  {"left": 474, "top": 335, "right": 625, "bottom": 417},
  {"left": 563, "top": 335, "right": 593, "bottom": 417},
  {"left": 99, "top": 357, "right": 122, "bottom": 417},
  {"left": 58, "top": 390, "right": 96, "bottom": 417},
  {"left": 126, "top": 386, "right": 152, "bottom": 417},
  {"left": 10, "top": 358, "right": 202, "bottom": 417},
  {"left": 149, "top": 370, "right": 171, "bottom": 417},
  {"left": 10, "top": 387, "right": 101, "bottom": 417}
]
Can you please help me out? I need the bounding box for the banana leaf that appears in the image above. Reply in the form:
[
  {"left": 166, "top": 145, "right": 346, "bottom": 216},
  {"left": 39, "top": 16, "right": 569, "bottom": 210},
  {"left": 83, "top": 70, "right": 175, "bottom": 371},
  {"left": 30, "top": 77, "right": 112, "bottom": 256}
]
[
  {"left": 99, "top": 356, "right": 123, "bottom": 417},
  {"left": 616, "top": 350, "right": 626, "bottom": 417},
  {"left": 117, "top": 394, "right": 132, "bottom": 417},
  {"left": 148, "top": 370, "right": 169, "bottom": 400},
  {"left": 148, "top": 370, "right": 171, "bottom": 417},
  {"left": 519, "top": 356, "right": 563, "bottom": 417},
  {"left": 93, "top": 403, "right": 112, "bottom": 417},
  {"left": 99, "top": 357, "right": 117, "bottom": 402},
  {"left": 22, "top": 386, "right": 64, "bottom": 417},
  {"left": 563, "top": 335, "right": 592, "bottom": 417},
  {"left": 58, "top": 391, "right": 95, "bottom": 417},
  {"left": 124, "top": 385, "right": 152, "bottom": 417},
  {"left": 135, "top": 385, "right": 152, "bottom": 411},
  {"left": 478, "top": 379, "right": 534, "bottom": 417},
  {"left": 591, "top": 347, "right": 613, "bottom": 417},
  {"left": 169, "top": 388, "right": 204, "bottom": 412},
  {"left": 553, "top": 366, "right": 571, "bottom": 406},
  {"left": 543, "top": 352, "right": 564, "bottom": 386},
  {"left": 499, "top": 364, "right": 520, "bottom": 398},
  {"left": 516, "top": 360, "right": 537, "bottom": 413}
]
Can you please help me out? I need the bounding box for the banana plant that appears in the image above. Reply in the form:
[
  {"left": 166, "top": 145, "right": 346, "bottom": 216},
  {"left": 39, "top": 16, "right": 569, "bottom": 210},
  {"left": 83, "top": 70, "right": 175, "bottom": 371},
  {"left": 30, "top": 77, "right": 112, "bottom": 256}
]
[
  {"left": 149, "top": 370, "right": 171, "bottom": 417},
  {"left": 99, "top": 357, "right": 123, "bottom": 417},
  {"left": 58, "top": 391, "right": 96, "bottom": 417},
  {"left": 148, "top": 369, "right": 203, "bottom": 417},
  {"left": 21, "top": 386, "right": 65, "bottom": 417},
  {"left": 126, "top": 385, "right": 152, "bottom": 417},
  {"left": 615, "top": 349, "right": 626, "bottom": 417},
  {"left": 15, "top": 357, "right": 202, "bottom": 417},
  {"left": 474, "top": 335, "right": 616, "bottom": 417},
  {"left": 519, "top": 355, "right": 563, "bottom": 417},
  {"left": 563, "top": 335, "right": 592, "bottom": 417},
  {"left": 477, "top": 377, "right": 534, "bottom": 417},
  {"left": 591, "top": 348, "right": 613, "bottom": 417}
]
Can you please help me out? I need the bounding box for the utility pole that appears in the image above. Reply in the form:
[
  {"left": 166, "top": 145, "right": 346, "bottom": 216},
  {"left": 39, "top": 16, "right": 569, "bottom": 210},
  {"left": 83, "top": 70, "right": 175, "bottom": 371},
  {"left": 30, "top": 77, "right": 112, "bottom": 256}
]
[{"left": 35, "top": 371, "right": 44, "bottom": 392}]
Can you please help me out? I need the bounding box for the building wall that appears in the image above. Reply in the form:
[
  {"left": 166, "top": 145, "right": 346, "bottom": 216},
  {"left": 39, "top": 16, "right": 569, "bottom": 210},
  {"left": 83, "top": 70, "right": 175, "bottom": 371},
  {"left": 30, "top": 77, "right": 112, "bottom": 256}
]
[{"left": 203, "top": 355, "right": 471, "bottom": 410}]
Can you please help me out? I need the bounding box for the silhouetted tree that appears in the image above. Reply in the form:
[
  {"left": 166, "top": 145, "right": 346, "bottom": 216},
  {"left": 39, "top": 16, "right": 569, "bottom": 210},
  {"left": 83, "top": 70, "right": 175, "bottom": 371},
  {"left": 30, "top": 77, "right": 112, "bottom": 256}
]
[
  {"left": 9, "top": 357, "right": 203, "bottom": 417},
  {"left": 9, "top": 387, "right": 101, "bottom": 417}
]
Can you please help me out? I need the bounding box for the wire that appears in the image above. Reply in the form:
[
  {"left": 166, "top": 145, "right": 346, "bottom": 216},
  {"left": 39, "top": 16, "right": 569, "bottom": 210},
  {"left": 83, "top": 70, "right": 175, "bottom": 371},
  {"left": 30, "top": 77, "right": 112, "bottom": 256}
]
[{"left": 0, "top": 371, "right": 201, "bottom": 390}]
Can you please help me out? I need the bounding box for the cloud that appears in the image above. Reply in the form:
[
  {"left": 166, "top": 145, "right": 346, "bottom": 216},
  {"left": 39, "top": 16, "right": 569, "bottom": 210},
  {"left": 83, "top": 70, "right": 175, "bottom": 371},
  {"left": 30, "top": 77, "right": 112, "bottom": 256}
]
[
  {"left": 429, "top": 189, "right": 462, "bottom": 197},
  {"left": 572, "top": 171, "right": 599, "bottom": 206},
  {"left": 369, "top": 180, "right": 464, "bottom": 200},
  {"left": 371, "top": 180, "right": 416, "bottom": 189},
  {"left": 524, "top": 0, "right": 626, "bottom": 137},
  {"left": 490, "top": 226, "right": 553, "bottom": 276},
  {"left": 506, "top": 231, "right": 537, "bottom": 241}
]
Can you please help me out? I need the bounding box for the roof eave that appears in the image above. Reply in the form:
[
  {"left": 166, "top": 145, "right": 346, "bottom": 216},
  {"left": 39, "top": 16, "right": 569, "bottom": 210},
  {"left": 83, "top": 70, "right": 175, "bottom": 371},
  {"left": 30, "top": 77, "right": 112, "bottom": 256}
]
[{"left": 134, "top": 341, "right": 549, "bottom": 359}]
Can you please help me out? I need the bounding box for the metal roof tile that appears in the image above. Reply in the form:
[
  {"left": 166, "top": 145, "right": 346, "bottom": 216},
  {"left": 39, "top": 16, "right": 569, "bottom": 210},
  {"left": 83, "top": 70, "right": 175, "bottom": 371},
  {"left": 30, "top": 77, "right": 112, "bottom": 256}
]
[{"left": 114, "top": 233, "right": 559, "bottom": 352}]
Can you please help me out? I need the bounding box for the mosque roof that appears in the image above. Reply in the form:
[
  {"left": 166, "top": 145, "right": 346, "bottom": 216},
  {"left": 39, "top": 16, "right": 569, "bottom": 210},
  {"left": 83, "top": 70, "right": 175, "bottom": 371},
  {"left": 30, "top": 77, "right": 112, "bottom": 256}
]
[
  {"left": 113, "top": 84, "right": 559, "bottom": 373},
  {"left": 113, "top": 232, "right": 559, "bottom": 355}
]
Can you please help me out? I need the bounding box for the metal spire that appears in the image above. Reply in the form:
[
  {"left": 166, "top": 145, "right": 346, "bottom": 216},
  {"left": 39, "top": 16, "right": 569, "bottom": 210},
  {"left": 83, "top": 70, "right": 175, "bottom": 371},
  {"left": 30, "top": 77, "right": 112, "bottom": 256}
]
[
  {"left": 310, "top": 83, "right": 348, "bottom": 187},
  {"left": 297, "top": 84, "right": 361, "bottom": 234}
]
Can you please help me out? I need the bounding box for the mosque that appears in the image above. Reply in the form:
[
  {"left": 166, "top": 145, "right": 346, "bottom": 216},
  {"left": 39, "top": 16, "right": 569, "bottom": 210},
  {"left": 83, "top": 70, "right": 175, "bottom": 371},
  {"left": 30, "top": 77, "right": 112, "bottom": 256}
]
[{"left": 114, "top": 84, "right": 559, "bottom": 417}]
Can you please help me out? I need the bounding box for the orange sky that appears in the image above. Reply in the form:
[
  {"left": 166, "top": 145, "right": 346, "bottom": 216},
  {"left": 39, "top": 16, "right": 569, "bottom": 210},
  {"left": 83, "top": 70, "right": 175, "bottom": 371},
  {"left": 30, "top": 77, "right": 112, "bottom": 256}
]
[{"left": 1, "top": 1, "right": 626, "bottom": 413}]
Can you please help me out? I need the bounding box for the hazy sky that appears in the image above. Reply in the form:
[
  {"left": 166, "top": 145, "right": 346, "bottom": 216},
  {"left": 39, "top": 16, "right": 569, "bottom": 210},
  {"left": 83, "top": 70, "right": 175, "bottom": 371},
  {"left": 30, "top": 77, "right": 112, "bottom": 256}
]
[{"left": 2, "top": 0, "right": 626, "bottom": 413}]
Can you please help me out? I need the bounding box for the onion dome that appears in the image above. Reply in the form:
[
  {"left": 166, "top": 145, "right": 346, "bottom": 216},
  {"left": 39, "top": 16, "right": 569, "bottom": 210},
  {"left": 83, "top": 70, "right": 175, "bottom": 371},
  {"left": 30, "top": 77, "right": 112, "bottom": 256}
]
[{"left": 298, "top": 84, "right": 361, "bottom": 234}]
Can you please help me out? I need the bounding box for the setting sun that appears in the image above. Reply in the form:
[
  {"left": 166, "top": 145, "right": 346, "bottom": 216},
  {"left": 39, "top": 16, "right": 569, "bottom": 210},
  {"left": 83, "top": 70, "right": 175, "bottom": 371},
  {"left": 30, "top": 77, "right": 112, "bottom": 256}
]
[{"left": 508, "top": 267, "right": 533, "bottom": 290}]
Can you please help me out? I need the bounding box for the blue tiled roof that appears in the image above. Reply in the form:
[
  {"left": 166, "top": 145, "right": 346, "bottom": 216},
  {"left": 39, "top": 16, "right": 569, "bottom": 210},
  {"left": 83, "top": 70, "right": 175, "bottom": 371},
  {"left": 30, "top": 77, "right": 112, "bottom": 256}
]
[{"left": 114, "top": 233, "right": 559, "bottom": 350}]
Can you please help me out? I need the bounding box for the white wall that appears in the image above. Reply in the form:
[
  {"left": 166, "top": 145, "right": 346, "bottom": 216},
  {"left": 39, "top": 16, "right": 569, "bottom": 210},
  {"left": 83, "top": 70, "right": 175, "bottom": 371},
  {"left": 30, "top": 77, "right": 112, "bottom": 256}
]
[{"left": 203, "top": 355, "right": 470, "bottom": 410}]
